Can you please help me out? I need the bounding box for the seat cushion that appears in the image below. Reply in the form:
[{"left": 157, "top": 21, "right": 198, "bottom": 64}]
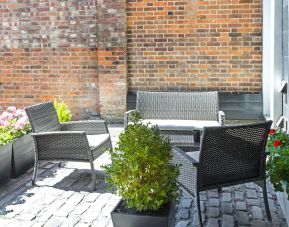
[
  {"left": 187, "top": 151, "right": 200, "bottom": 162},
  {"left": 142, "top": 119, "right": 219, "bottom": 130},
  {"left": 87, "top": 134, "right": 110, "bottom": 149}
]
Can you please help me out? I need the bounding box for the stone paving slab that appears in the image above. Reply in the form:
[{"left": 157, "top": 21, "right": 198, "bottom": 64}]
[{"left": 0, "top": 125, "right": 287, "bottom": 227}]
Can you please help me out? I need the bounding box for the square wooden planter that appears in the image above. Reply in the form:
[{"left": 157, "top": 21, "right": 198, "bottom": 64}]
[
  {"left": 111, "top": 200, "right": 175, "bottom": 227},
  {"left": 0, "top": 143, "right": 12, "bottom": 185},
  {"left": 11, "top": 134, "right": 34, "bottom": 178}
]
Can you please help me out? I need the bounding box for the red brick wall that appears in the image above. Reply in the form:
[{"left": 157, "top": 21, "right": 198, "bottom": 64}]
[
  {"left": 0, "top": 0, "right": 263, "bottom": 119},
  {"left": 0, "top": 48, "right": 98, "bottom": 119},
  {"left": 98, "top": 0, "right": 127, "bottom": 120},
  {"left": 127, "top": 0, "right": 263, "bottom": 93},
  {"left": 0, "top": 0, "right": 126, "bottom": 120}
]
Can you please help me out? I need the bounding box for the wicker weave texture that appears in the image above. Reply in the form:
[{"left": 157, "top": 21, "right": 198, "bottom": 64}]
[
  {"left": 32, "top": 132, "right": 90, "bottom": 161},
  {"left": 25, "top": 101, "right": 61, "bottom": 133},
  {"left": 199, "top": 121, "right": 272, "bottom": 188},
  {"left": 161, "top": 130, "right": 194, "bottom": 146},
  {"left": 136, "top": 91, "right": 219, "bottom": 120},
  {"left": 61, "top": 120, "right": 109, "bottom": 135},
  {"left": 172, "top": 147, "right": 198, "bottom": 195}
]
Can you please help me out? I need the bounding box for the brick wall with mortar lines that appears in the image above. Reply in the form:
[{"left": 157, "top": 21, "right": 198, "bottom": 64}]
[
  {"left": 127, "top": 0, "right": 263, "bottom": 93},
  {"left": 0, "top": 0, "right": 126, "bottom": 120},
  {"left": 98, "top": 0, "right": 127, "bottom": 120}
]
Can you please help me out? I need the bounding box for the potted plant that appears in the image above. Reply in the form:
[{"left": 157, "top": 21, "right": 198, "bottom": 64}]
[
  {"left": 0, "top": 107, "right": 31, "bottom": 180},
  {"left": 266, "top": 128, "right": 289, "bottom": 224},
  {"left": 104, "top": 114, "right": 179, "bottom": 227}
]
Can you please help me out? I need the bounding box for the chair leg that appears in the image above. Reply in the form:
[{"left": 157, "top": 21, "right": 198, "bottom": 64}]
[
  {"left": 196, "top": 191, "right": 203, "bottom": 227},
  {"left": 89, "top": 159, "right": 96, "bottom": 191},
  {"left": 262, "top": 180, "right": 272, "bottom": 221},
  {"left": 32, "top": 161, "right": 38, "bottom": 186}
]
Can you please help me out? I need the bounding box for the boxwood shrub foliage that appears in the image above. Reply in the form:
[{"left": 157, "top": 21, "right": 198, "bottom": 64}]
[{"left": 104, "top": 113, "right": 180, "bottom": 211}]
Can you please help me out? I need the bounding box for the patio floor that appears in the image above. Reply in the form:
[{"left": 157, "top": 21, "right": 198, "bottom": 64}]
[{"left": 0, "top": 125, "right": 287, "bottom": 227}]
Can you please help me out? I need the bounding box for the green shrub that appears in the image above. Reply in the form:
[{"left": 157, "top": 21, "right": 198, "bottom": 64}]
[
  {"left": 53, "top": 100, "right": 72, "bottom": 123},
  {"left": 104, "top": 113, "right": 179, "bottom": 211},
  {"left": 266, "top": 128, "right": 289, "bottom": 197}
]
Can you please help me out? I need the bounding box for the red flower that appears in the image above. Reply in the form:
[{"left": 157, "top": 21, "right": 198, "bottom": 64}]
[
  {"left": 269, "top": 129, "right": 276, "bottom": 135},
  {"left": 273, "top": 140, "right": 282, "bottom": 148}
]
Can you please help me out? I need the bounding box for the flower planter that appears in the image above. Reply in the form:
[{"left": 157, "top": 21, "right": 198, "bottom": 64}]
[
  {"left": 0, "top": 143, "right": 12, "bottom": 185},
  {"left": 11, "top": 134, "right": 34, "bottom": 178},
  {"left": 276, "top": 191, "right": 289, "bottom": 224},
  {"left": 111, "top": 200, "right": 175, "bottom": 227},
  {"left": 276, "top": 182, "right": 289, "bottom": 225}
]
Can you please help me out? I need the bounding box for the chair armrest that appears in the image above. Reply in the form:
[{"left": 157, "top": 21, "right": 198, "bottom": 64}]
[
  {"left": 61, "top": 120, "right": 109, "bottom": 135},
  {"left": 31, "top": 131, "right": 91, "bottom": 160},
  {"left": 218, "top": 111, "right": 225, "bottom": 126},
  {"left": 124, "top": 110, "right": 138, "bottom": 129},
  {"left": 32, "top": 131, "right": 86, "bottom": 136}
]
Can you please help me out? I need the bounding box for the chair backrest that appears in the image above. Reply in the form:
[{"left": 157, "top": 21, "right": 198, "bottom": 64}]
[
  {"left": 136, "top": 91, "right": 219, "bottom": 120},
  {"left": 198, "top": 121, "right": 272, "bottom": 189},
  {"left": 25, "top": 101, "right": 61, "bottom": 133}
]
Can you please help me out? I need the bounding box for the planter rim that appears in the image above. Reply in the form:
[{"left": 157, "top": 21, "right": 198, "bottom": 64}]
[
  {"left": 0, "top": 132, "right": 32, "bottom": 146},
  {"left": 111, "top": 199, "right": 175, "bottom": 218},
  {"left": 12, "top": 132, "right": 32, "bottom": 142}
]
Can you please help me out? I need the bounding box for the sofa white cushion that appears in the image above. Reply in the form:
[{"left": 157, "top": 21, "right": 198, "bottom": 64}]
[{"left": 141, "top": 119, "right": 219, "bottom": 130}]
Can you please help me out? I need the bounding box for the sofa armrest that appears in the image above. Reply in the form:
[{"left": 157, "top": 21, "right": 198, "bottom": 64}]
[
  {"left": 218, "top": 111, "right": 225, "bottom": 126},
  {"left": 61, "top": 120, "right": 109, "bottom": 135},
  {"left": 124, "top": 110, "right": 138, "bottom": 129}
]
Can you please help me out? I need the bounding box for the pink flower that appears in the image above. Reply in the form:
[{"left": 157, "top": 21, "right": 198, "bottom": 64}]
[
  {"left": 14, "top": 117, "right": 27, "bottom": 130},
  {"left": 14, "top": 109, "right": 25, "bottom": 118},
  {"left": 1, "top": 111, "right": 13, "bottom": 121},
  {"left": 0, "top": 119, "right": 8, "bottom": 126},
  {"left": 7, "top": 106, "right": 16, "bottom": 113}
]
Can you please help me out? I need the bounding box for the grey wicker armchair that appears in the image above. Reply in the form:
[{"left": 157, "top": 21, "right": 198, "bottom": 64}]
[
  {"left": 172, "top": 121, "right": 272, "bottom": 226},
  {"left": 25, "top": 101, "right": 112, "bottom": 191}
]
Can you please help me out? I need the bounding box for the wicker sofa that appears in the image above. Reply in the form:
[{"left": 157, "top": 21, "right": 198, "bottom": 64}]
[{"left": 124, "top": 91, "right": 225, "bottom": 146}]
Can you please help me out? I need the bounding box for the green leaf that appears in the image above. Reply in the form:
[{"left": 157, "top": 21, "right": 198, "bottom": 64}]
[
  {"left": 53, "top": 100, "right": 72, "bottom": 123},
  {"left": 267, "top": 129, "right": 289, "bottom": 197}
]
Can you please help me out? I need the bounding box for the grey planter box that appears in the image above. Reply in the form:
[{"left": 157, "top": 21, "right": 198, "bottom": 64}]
[
  {"left": 276, "top": 184, "right": 289, "bottom": 225},
  {"left": 111, "top": 200, "right": 175, "bottom": 227},
  {"left": 11, "top": 134, "right": 34, "bottom": 178},
  {"left": 0, "top": 143, "right": 12, "bottom": 185}
]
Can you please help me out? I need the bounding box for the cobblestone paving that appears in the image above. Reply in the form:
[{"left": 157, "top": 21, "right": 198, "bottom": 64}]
[
  {"left": 0, "top": 125, "right": 287, "bottom": 226},
  {"left": 175, "top": 184, "right": 288, "bottom": 227}
]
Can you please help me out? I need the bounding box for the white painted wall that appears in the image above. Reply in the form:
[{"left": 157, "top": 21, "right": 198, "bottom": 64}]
[{"left": 263, "top": 0, "right": 283, "bottom": 126}]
